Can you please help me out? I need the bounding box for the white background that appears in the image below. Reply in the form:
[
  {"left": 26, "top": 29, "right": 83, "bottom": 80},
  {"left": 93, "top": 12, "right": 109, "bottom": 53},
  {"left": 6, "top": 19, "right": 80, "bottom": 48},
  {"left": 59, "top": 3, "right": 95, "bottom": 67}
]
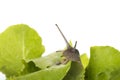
[{"left": 0, "top": 0, "right": 120, "bottom": 79}]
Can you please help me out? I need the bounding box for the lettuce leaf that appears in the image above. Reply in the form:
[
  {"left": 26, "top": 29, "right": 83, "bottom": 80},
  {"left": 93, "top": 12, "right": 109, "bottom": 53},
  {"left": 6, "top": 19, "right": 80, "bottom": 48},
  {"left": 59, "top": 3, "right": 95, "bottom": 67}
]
[
  {"left": 20, "top": 51, "right": 63, "bottom": 75},
  {"left": 15, "top": 62, "right": 71, "bottom": 80},
  {"left": 7, "top": 51, "right": 70, "bottom": 80},
  {"left": 63, "top": 61, "right": 85, "bottom": 80},
  {"left": 85, "top": 46, "right": 120, "bottom": 80},
  {"left": 81, "top": 54, "right": 89, "bottom": 69},
  {"left": 30, "top": 52, "right": 63, "bottom": 69},
  {"left": 0, "top": 24, "right": 45, "bottom": 77}
]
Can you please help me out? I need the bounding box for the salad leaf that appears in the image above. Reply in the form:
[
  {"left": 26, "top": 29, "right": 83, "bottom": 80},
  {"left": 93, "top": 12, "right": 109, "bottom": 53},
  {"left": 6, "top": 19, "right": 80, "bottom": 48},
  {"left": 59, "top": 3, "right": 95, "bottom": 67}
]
[
  {"left": 7, "top": 51, "right": 70, "bottom": 80},
  {"left": 85, "top": 46, "right": 120, "bottom": 80},
  {"left": 81, "top": 54, "right": 89, "bottom": 68},
  {"left": 0, "top": 24, "right": 45, "bottom": 77},
  {"left": 31, "top": 51, "right": 63, "bottom": 69},
  {"left": 14, "top": 62, "right": 71, "bottom": 80},
  {"left": 20, "top": 60, "right": 40, "bottom": 75},
  {"left": 21, "top": 51, "right": 63, "bottom": 75},
  {"left": 63, "top": 61, "right": 84, "bottom": 80}
]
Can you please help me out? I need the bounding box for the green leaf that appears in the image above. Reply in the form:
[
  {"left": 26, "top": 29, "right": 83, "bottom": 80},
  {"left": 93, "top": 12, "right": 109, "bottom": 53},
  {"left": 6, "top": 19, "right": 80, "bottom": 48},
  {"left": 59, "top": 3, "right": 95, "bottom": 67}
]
[
  {"left": 20, "top": 60, "right": 40, "bottom": 75},
  {"left": 8, "top": 51, "right": 70, "bottom": 80},
  {"left": 0, "top": 24, "right": 45, "bottom": 77},
  {"left": 85, "top": 46, "right": 120, "bottom": 80},
  {"left": 31, "top": 52, "right": 63, "bottom": 69},
  {"left": 14, "top": 62, "right": 71, "bottom": 80},
  {"left": 63, "top": 61, "right": 85, "bottom": 80},
  {"left": 81, "top": 54, "right": 89, "bottom": 68},
  {"left": 21, "top": 51, "right": 63, "bottom": 75}
]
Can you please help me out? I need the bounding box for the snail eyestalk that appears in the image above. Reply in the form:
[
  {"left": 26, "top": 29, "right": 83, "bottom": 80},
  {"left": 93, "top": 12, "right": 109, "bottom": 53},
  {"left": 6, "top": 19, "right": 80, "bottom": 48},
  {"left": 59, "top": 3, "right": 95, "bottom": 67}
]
[
  {"left": 74, "top": 41, "right": 77, "bottom": 48},
  {"left": 55, "top": 24, "right": 71, "bottom": 48}
]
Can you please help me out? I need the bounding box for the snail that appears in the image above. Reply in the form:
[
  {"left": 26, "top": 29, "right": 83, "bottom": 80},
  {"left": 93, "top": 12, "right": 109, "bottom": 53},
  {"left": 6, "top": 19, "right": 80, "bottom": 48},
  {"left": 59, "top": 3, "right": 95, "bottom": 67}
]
[{"left": 55, "top": 24, "right": 81, "bottom": 64}]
